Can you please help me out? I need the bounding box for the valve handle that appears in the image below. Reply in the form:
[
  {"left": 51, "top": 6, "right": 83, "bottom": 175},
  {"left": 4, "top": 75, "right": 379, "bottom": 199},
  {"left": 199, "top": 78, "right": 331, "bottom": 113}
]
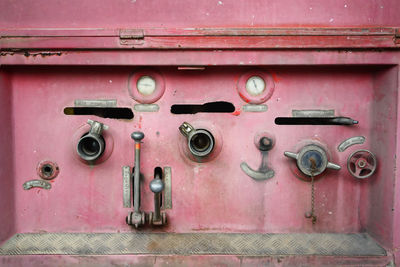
[
  {"left": 347, "top": 149, "right": 377, "bottom": 179},
  {"left": 284, "top": 144, "right": 341, "bottom": 177}
]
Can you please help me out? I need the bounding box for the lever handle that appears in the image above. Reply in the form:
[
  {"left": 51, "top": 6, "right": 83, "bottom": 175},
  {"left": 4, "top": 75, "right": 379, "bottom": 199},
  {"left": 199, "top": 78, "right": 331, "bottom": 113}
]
[
  {"left": 149, "top": 174, "right": 167, "bottom": 225},
  {"left": 150, "top": 179, "right": 164, "bottom": 193},
  {"left": 131, "top": 131, "right": 145, "bottom": 142},
  {"left": 126, "top": 131, "right": 146, "bottom": 228}
]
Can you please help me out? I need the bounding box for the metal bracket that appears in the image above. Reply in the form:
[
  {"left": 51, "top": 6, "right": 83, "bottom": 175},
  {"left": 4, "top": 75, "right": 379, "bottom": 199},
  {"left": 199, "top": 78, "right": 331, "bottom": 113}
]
[
  {"left": 163, "top": 167, "right": 172, "bottom": 209},
  {"left": 122, "top": 166, "right": 131, "bottom": 208},
  {"left": 119, "top": 29, "right": 145, "bottom": 46}
]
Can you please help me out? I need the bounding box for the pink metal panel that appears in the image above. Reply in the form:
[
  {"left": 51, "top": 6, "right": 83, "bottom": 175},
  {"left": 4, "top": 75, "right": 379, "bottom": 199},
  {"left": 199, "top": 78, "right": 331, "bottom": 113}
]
[
  {"left": 1, "top": 0, "right": 400, "bottom": 265},
  {"left": 0, "top": 72, "right": 15, "bottom": 244},
  {"left": 1, "top": 28, "right": 399, "bottom": 49},
  {"left": 1, "top": 65, "right": 392, "bottom": 235},
  {"left": 0, "top": 0, "right": 399, "bottom": 28}
]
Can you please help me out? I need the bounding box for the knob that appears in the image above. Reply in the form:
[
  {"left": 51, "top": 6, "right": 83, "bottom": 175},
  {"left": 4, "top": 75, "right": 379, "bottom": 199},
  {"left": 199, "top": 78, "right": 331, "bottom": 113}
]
[
  {"left": 150, "top": 179, "right": 164, "bottom": 193},
  {"left": 131, "top": 131, "right": 145, "bottom": 142},
  {"left": 284, "top": 144, "right": 340, "bottom": 176}
]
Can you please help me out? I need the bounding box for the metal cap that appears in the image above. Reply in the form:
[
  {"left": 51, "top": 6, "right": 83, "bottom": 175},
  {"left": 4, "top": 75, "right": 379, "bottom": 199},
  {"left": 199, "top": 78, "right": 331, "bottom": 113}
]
[{"left": 131, "top": 131, "right": 145, "bottom": 141}]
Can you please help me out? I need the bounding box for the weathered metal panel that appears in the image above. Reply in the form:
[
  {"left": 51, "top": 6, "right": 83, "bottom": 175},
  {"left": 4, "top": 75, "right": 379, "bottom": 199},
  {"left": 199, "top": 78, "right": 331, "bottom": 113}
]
[{"left": 1, "top": 0, "right": 400, "bottom": 266}]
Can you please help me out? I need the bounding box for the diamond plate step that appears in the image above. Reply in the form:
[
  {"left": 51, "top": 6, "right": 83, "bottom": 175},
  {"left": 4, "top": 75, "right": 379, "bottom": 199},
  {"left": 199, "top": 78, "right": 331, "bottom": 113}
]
[{"left": 0, "top": 233, "right": 386, "bottom": 256}]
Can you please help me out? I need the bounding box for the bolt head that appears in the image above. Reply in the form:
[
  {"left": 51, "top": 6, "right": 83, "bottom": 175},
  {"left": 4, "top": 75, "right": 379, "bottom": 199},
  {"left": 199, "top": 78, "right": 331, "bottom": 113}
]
[
  {"left": 357, "top": 159, "right": 367, "bottom": 168},
  {"left": 131, "top": 131, "right": 145, "bottom": 141}
]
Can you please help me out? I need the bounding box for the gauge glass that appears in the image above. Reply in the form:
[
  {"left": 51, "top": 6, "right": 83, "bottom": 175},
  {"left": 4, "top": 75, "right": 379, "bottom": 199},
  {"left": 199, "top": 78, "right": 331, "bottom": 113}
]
[
  {"left": 245, "top": 76, "right": 266, "bottom": 96},
  {"left": 137, "top": 76, "right": 156, "bottom": 96}
]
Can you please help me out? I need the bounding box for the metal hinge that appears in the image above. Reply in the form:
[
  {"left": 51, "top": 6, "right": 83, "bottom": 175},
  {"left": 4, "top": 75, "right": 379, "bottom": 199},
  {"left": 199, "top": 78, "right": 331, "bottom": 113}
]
[
  {"left": 395, "top": 29, "right": 400, "bottom": 44},
  {"left": 119, "top": 29, "right": 145, "bottom": 46}
]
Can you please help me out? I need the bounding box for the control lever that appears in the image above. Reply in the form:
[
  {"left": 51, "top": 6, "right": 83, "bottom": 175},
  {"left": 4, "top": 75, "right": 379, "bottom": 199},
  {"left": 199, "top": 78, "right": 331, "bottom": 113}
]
[
  {"left": 149, "top": 172, "right": 167, "bottom": 225},
  {"left": 240, "top": 135, "right": 275, "bottom": 181},
  {"left": 126, "top": 131, "right": 146, "bottom": 228}
]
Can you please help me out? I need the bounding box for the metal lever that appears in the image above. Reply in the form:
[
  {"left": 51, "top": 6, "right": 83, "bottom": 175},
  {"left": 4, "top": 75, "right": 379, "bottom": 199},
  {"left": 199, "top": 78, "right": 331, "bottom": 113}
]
[
  {"left": 240, "top": 136, "right": 275, "bottom": 181},
  {"left": 149, "top": 173, "right": 167, "bottom": 225},
  {"left": 126, "top": 131, "right": 146, "bottom": 228}
]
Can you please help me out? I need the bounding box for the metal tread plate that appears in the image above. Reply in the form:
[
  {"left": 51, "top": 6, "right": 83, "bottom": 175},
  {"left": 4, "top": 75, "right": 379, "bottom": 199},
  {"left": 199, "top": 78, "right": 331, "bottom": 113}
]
[{"left": 0, "top": 233, "right": 386, "bottom": 256}]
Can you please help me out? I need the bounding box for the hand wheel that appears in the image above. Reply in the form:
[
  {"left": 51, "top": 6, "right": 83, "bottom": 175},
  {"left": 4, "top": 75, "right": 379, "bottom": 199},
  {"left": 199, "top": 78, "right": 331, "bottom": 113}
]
[{"left": 347, "top": 149, "right": 377, "bottom": 179}]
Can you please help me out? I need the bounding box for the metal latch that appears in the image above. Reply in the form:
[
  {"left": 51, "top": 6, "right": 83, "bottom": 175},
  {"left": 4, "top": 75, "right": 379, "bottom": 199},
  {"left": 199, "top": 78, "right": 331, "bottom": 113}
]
[{"left": 119, "top": 29, "right": 145, "bottom": 46}]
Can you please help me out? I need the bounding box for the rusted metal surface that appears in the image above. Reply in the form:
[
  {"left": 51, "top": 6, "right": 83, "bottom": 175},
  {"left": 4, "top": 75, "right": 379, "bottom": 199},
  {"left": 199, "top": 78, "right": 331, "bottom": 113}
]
[{"left": 1, "top": 27, "right": 400, "bottom": 49}]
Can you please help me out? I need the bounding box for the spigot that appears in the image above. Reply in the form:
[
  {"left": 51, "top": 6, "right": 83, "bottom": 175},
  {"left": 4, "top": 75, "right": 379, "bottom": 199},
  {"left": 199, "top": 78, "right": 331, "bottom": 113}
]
[
  {"left": 149, "top": 173, "right": 167, "bottom": 225},
  {"left": 77, "top": 119, "right": 108, "bottom": 162},
  {"left": 126, "top": 131, "right": 146, "bottom": 228}
]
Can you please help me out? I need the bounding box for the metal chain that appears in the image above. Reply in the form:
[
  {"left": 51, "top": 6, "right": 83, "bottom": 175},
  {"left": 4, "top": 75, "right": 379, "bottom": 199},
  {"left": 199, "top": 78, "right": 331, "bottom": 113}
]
[
  {"left": 309, "top": 158, "right": 317, "bottom": 224},
  {"left": 310, "top": 173, "right": 317, "bottom": 224}
]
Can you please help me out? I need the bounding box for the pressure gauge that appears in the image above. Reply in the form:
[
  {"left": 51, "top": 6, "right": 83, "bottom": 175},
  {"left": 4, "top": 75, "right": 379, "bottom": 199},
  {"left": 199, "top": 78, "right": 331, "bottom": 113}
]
[
  {"left": 137, "top": 76, "right": 156, "bottom": 96},
  {"left": 237, "top": 70, "right": 274, "bottom": 104},
  {"left": 245, "top": 76, "right": 266, "bottom": 96}
]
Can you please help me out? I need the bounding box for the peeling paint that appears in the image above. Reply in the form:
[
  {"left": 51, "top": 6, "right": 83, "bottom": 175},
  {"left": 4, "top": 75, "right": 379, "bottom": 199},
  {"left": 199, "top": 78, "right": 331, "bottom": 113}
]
[{"left": 1, "top": 51, "right": 62, "bottom": 57}]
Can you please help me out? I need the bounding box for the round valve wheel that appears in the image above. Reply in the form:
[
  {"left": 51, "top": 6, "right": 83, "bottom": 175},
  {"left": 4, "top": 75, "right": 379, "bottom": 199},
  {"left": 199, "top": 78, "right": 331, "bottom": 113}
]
[{"left": 347, "top": 149, "right": 377, "bottom": 179}]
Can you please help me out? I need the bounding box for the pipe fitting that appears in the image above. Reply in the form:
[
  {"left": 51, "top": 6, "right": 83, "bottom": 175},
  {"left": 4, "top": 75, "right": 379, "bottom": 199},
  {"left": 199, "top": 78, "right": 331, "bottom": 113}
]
[
  {"left": 77, "top": 119, "right": 109, "bottom": 162},
  {"left": 179, "top": 122, "right": 215, "bottom": 159}
]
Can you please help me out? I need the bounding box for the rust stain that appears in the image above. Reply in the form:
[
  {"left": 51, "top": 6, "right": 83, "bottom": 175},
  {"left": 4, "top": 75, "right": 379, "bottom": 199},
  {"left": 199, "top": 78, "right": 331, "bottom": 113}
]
[
  {"left": 232, "top": 106, "right": 241, "bottom": 116},
  {"left": 271, "top": 72, "right": 282, "bottom": 83},
  {"left": 0, "top": 51, "right": 62, "bottom": 57},
  {"left": 138, "top": 115, "right": 143, "bottom": 129},
  {"left": 147, "top": 240, "right": 159, "bottom": 252},
  {"left": 238, "top": 92, "right": 250, "bottom": 103}
]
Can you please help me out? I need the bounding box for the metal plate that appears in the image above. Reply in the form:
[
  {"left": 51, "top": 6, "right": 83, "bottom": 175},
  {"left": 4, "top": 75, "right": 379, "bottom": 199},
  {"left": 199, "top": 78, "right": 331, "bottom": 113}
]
[
  {"left": 22, "top": 180, "right": 51, "bottom": 190},
  {"left": 134, "top": 104, "right": 160, "bottom": 112},
  {"left": 122, "top": 166, "right": 131, "bottom": 208},
  {"left": 242, "top": 104, "right": 268, "bottom": 112},
  {"left": 292, "top": 109, "right": 335, "bottom": 117},
  {"left": 163, "top": 167, "right": 172, "bottom": 209},
  {"left": 338, "top": 136, "right": 366, "bottom": 152},
  {"left": 0, "top": 233, "right": 386, "bottom": 256},
  {"left": 74, "top": 99, "right": 117, "bottom": 107}
]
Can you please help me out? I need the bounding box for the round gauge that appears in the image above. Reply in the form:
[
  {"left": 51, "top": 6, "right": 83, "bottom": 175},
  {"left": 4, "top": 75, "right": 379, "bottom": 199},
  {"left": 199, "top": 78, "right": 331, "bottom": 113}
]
[
  {"left": 245, "top": 76, "right": 266, "bottom": 96},
  {"left": 137, "top": 76, "right": 156, "bottom": 96}
]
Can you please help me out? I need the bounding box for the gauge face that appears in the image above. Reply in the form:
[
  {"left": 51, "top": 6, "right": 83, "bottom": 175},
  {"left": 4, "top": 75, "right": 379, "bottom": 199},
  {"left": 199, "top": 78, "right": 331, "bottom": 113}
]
[
  {"left": 137, "top": 76, "right": 156, "bottom": 96},
  {"left": 245, "top": 76, "right": 266, "bottom": 96}
]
